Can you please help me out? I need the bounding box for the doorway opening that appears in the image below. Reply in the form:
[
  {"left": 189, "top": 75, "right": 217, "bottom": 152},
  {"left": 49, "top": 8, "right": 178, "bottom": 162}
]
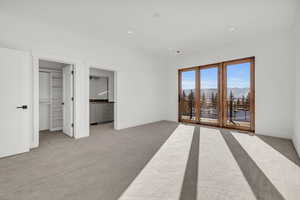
[
  {"left": 89, "top": 68, "right": 115, "bottom": 135},
  {"left": 178, "top": 57, "right": 255, "bottom": 132},
  {"left": 38, "top": 59, "right": 75, "bottom": 145}
]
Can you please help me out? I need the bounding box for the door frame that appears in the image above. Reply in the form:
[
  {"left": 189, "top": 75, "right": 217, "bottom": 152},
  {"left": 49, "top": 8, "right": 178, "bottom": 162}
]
[
  {"left": 32, "top": 54, "right": 77, "bottom": 148},
  {"left": 222, "top": 57, "right": 255, "bottom": 132},
  {"left": 178, "top": 57, "right": 255, "bottom": 132},
  {"left": 198, "top": 63, "right": 222, "bottom": 127}
]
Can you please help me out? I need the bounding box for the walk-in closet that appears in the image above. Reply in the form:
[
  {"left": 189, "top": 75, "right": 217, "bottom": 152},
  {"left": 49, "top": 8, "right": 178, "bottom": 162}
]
[{"left": 39, "top": 59, "right": 74, "bottom": 142}]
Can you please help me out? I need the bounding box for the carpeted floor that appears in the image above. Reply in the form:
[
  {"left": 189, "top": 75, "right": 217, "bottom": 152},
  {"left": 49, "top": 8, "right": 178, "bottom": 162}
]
[{"left": 0, "top": 121, "right": 299, "bottom": 200}]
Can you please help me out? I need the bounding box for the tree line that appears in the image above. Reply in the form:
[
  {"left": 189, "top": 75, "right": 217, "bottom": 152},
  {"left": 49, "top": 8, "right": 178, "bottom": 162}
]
[{"left": 182, "top": 89, "right": 250, "bottom": 120}]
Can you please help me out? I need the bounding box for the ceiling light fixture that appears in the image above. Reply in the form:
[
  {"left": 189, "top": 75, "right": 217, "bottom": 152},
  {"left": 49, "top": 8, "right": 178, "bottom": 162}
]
[
  {"left": 228, "top": 27, "right": 236, "bottom": 32},
  {"left": 176, "top": 50, "right": 183, "bottom": 55},
  {"left": 168, "top": 48, "right": 182, "bottom": 55},
  {"left": 153, "top": 12, "right": 161, "bottom": 18},
  {"left": 127, "top": 30, "right": 134, "bottom": 34}
]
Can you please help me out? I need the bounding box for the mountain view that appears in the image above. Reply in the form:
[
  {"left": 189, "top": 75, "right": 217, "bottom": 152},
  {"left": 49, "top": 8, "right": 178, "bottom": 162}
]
[{"left": 183, "top": 88, "right": 249, "bottom": 98}]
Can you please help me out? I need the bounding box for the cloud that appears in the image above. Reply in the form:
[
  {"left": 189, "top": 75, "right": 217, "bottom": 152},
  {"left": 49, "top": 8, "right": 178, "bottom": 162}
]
[
  {"left": 182, "top": 80, "right": 195, "bottom": 89},
  {"left": 227, "top": 78, "right": 249, "bottom": 88}
]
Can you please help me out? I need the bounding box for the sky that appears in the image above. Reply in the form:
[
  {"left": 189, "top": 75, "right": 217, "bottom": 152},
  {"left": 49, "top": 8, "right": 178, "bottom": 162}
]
[{"left": 182, "top": 62, "right": 250, "bottom": 89}]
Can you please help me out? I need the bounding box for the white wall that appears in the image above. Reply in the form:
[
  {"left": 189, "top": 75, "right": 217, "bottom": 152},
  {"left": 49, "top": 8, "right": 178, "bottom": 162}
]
[
  {"left": 166, "top": 31, "right": 295, "bottom": 139},
  {"left": 2, "top": 5, "right": 297, "bottom": 149},
  {"left": 293, "top": 7, "right": 300, "bottom": 156},
  {"left": 0, "top": 12, "right": 166, "bottom": 145}
]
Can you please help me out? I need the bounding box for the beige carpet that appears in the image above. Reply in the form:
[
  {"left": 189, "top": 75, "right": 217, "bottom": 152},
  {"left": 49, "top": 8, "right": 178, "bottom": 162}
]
[
  {"left": 0, "top": 121, "right": 299, "bottom": 200},
  {"left": 197, "top": 127, "right": 256, "bottom": 200},
  {"left": 119, "top": 124, "right": 194, "bottom": 200}
]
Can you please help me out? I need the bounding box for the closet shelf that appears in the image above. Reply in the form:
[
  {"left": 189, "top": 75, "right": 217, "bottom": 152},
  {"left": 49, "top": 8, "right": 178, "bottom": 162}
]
[
  {"left": 39, "top": 102, "right": 50, "bottom": 105},
  {"left": 53, "top": 118, "right": 63, "bottom": 121},
  {"left": 52, "top": 76, "right": 62, "bottom": 79}
]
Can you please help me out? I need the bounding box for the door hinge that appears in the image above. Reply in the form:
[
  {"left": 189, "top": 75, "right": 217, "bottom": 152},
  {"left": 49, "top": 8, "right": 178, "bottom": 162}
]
[
  {"left": 71, "top": 70, "right": 74, "bottom": 75},
  {"left": 71, "top": 97, "right": 74, "bottom": 101},
  {"left": 71, "top": 123, "right": 74, "bottom": 128}
]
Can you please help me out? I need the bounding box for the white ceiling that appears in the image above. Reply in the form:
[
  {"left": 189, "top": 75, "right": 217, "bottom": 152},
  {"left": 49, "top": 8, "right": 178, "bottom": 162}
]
[{"left": 0, "top": 0, "right": 298, "bottom": 56}]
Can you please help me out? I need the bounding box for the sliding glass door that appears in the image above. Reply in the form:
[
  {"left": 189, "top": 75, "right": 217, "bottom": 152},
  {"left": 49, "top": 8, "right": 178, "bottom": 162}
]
[
  {"left": 223, "top": 58, "right": 255, "bottom": 131},
  {"left": 199, "top": 65, "right": 220, "bottom": 125},
  {"left": 179, "top": 70, "right": 197, "bottom": 122},
  {"left": 178, "top": 57, "right": 255, "bottom": 132}
]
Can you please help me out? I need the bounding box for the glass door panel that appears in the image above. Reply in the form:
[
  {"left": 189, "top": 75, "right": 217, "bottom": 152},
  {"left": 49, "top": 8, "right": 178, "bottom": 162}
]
[
  {"left": 200, "top": 67, "right": 219, "bottom": 124},
  {"left": 178, "top": 57, "right": 254, "bottom": 132},
  {"left": 225, "top": 61, "right": 252, "bottom": 129},
  {"left": 180, "top": 70, "right": 196, "bottom": 121}
]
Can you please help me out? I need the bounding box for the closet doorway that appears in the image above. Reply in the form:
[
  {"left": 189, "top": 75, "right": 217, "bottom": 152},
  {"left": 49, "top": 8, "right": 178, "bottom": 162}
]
[{"left": 39, "top": 59, "right": 75, "bottom": 144}]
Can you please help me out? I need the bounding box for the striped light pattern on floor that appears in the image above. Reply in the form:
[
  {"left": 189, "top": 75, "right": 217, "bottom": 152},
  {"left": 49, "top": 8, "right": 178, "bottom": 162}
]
[
  {"left": 197, "top": 128, "right": 256, "bottom": 200},
  {"left": 233, "top": 132, "right": 300, "bottom": 200},
  {"left": 118, "top": 124, "right": 195, "bottom": 200},
  {"left": 119, "top": 125, "right": 300, "bottom": 200}
]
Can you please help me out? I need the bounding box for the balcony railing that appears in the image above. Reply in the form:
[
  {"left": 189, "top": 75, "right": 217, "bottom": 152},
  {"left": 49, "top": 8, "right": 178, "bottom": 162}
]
[{"left": 180, "top": 98, "right": 250, "bottom": 122}]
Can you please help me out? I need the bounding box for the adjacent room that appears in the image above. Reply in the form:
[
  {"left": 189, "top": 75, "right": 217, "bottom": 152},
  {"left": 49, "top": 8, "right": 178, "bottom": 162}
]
[
  {"left": 0, "top": 1, "right": 299, "bottom": 200},
  {"left": 89, "top": 68, "right": 115, "bottom": 134},
  {"left": 38, "top": 60, "right": 75, "bottom": 145}
]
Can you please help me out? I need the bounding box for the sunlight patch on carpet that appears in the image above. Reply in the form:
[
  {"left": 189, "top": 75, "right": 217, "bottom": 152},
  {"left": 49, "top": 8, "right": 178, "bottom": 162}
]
[
  {"left": 197, "top": 128, "right": 256, "bottom": 200},
  {"left": 118, "top": 124, "right": 194, "bottom": 200},
  {"left": 233, "top": 133, "right": 300, "bottom": 200}
]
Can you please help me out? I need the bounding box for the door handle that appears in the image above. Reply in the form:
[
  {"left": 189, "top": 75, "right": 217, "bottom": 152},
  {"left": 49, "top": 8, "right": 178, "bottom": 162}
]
[{"left": 17, "top": 105, "right": 28, "bottom": 109}]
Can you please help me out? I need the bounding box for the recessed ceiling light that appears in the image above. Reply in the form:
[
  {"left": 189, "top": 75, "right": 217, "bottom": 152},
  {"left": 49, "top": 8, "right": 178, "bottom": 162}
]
[
  {"left": 228, "top": 27, "right": 236, "bottom": 32},
  {"left": 175, "top": 50, "right": 183, "bottom": 55},
  {"left": 153, "top": 12, "right": 161, "bottom": 18},
  {"left": 168, "top": 48, "right": 183, "bottom": 55},
  {"left": 127, "top": 30, "right": 134, "bottom": 34}
]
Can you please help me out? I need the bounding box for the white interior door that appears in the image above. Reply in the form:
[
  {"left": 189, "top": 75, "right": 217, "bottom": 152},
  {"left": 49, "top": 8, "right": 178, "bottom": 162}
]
[
  {"left": 0, "top": 48, "right": 31, "bottom": 158},
  {"left": 63, "top": 65, "right": 74, "bottom": 137}
]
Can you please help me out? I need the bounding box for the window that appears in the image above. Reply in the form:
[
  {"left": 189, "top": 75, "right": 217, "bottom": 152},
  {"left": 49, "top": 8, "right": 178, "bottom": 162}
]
[
  {"left": 178, "top": 57, "right": 255, "bottom": 132},
  {"left": 179, "top": 70, "right": 197, "bottom": 121}
]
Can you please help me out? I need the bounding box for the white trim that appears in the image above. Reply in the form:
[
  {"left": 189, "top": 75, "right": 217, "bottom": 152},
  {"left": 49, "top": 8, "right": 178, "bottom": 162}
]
[
  {"left": 292, "top": 139, "right": 300, "bottom": 158},
  {"left": 32, "top": 54, "right": 78, "bottom": 148},
  {"left": 113, "top": 70, "right": 118, "bottom": 129},
  {"left": 49, "top": 72, "right": 53, "bottom": 131},
  {"left": 39, "top": 68, "right": 62, "bottom": 73},
  {"left": 32, "top": 56, "right": 39, "bottom": 148}
]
